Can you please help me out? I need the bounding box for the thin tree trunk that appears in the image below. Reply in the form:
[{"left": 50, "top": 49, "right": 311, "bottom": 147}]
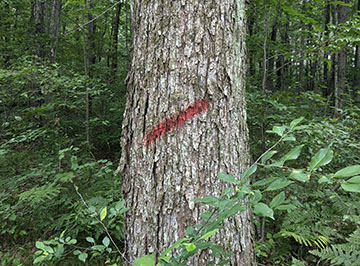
[
  {"left": 322, "top": 1, "right": 331, "bottom": 98},
  {"left": 111, "top": 2, "right": 122, "bottom": 72},
  {"left": 354, "top": 0, "right": 360, "bottom": 102},
  {"left": 30, "top": 0, "right": 46, "bottom": 58},
  {"left": 335, "top": 0, "right": 349, "bottom": 113},
  {"left": 49, "top": 0, "right": 62, "bottom": 63},
  {"left": 118, "top": 0, "right": 254, "bottom": 265},
  {"left": 82, "top": 9, "right": 89, "bottom": 145}
]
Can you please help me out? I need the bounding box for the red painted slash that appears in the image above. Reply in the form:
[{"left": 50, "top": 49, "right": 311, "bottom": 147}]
[{"left": 144, "top": 100, "right": 209, "bottom": 147}]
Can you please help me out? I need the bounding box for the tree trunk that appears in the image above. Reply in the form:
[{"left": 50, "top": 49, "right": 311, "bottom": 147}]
[
  {"left": 118, "top": 0, "right": 254, "bottom": 265},
  {"left": 322, "top": 1, "right": 331, "bottom": 98},
  {"left": 49, "top": 0, "right": 62, "bottom": 63},
  {"left": 111, "top": 2, "right": 122, "bottom": 72},
  {"left": 335, "top": 0, "right": 349, "bottom": 113},
  {"left": 87, "top": 0, "right": 96, "bottom": 73},
  {"left": 30, "top": 0, "right": 47, "bottom": 58},
  {"left": 354, "top": 0, "right": 360, "bottom": 102}
]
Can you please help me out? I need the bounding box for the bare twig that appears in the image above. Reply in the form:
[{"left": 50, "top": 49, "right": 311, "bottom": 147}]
[
  {"left": 74, "top": 185, "right": 130, "bottom": 264},
  {"left": 65, "top": 1, "right": 122, "bottom": 36}
]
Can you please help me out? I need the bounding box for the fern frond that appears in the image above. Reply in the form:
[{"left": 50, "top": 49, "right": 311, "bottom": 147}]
[
  {"left": 310, "top": 244, "right": 360, "bottom": 266},
  {"left": 275, "top": 230, "right": 329, "bottom": 248}
]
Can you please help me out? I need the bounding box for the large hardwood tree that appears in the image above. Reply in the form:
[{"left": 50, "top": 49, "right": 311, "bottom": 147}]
[{"left": 118, "top": 0, "right": 255, "bottom": 265}]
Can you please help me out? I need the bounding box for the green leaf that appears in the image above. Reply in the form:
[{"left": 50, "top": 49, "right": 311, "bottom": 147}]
[
  {"left": 33, "top": 255, "right": 47, "bottom": 264},
  {"left": 289, "top": 117, "right": 304, "bottom": 129},
  {"left": 347, "top": 176, "right": 360, "bottom": 184},
  {"left": 198, "top": 229, "right": 219, "bottom": 241},
  {"left": 341, "top": 176, "right": 360, "bottom": 192},
  {"left": 102, "top": 236, "right": 110, "bottom": 247},
  {"left": 283, "top": 135, "right": 296, "bottom": 142},
  {"left": 330, "top": 1, "right": 351, "bottom": 6},
  {"left": 133, "top": 254, "right": 156, "bottom": 266},
  {"left": 261, "top": 150, "right": 277, "bottom": 164},
  {"left": 280, "top": 145, "right": 303, "bottom": 163},
  {"left": 192, "top": 196, "right": 219, "bottom": 205},
  {"left": 36, "top": 241, "right": 45, "bottom": 250},
  {"left": 78, "top": 252, "right": 88, "bottom": 262},
  {"left": 266, "top": 178, "right": 293, "bottom": 191},
  {"left": 289, "top": 169, "right": 309, "bottom": 182},
  {"left": 269, "top": 191, "right": 285, "bottom": 208},
  {"left": 240, "top": 164, "right": 257, "bottom": 178},
  {"left": 341, "top": 182, "right": 360, "bottom": 193},
  {"left": 184, "top": 243, "right": 196, "bottom": 252},
  {"left": 100, "top": 207, "right": 107, "bottom": 221},
  {"left": 73, "top": 250, "right": 81, "bottom": 255},
  {"left": 253, "top": 203, "right": 274, "bottom": 219},
  {"left": 252, "top": 176, "right": 277, "bottom": 187},
  {"left": 218, "top": 172, "right": 238, "bottom": 184},
  {"left": 272, "top": 126, "right": 287, "bottom": 136},
  {"left": 333, "top": 165, "right": 360, "bottom": 178},
  {"left": 86, "top": 237, "right": 95, "bottom": 243},
  {"left": 309, "top": 147, "right": 333, "bottom": 171},
  {"left": 160, "top": 238, "right": 189, "bottom": 258}
]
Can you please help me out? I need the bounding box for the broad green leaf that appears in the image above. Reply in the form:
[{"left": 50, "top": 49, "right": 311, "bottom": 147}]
[
  {"left": 289, "top": 117, "right": 304, "bottom": 129},
  {"left": 198, "top": 229, "right": 219, "bottom": 241},
  {"left": 269, "top": 192, "right": 285, "bottom": 208},
  {"left": 333, "top": 165, "right": 360, "bottom": 178},
  {"left": 68, "top": 239, "right": 77, "bottom": 245},
  {"left": 36, "top": 241, "right": 45, "bottom": 250},
  {"left": 192, "top": 196, "right": 219, "bottom": 205},
  {"left": 309, "top": 147, "right": 333, "bottom": 171},
  {"left": 283, "top": 135, "right": 296, "bottom": 142},
  {"left": 133, "top": 254, "right": 156, "bottom": 266},
  {"left": 272, "top": 126, "right": 287, "bottom": 136},
  {"left": 289, "top": 169, "right": 309, "bottom": 182},
  {"left": 261, "top": 150, "right": 277, "bottom": 164},
  {"left": 280, "top": 145, "right": 303, "bottom": 163},
  {"left": 347, "top": 176, "right": 360, "bottom": 184},
  {"left": 250, "top": 190, "right": 262, "bottom": 203},
  {"left": 78, "top": 252, "right": 88, "bottom": 262},
  {"left": 100, "top": 207, "right": 107, "bottom": 221},
  {"left": 267, "top": 178, "right": 293, "bottom": 191},
  {"left": 33, "top": 255, "right": 47, "bottom": 264},
  {"left": 318, "top": 176, "right": 331, "bottom": 184},
  {"left": 341, "top": 182, "right": 360, "bottom": 193},
  {"left": 54, "top": 244, "right": 64, "bottom": 258},
  {"left": 102, "top": 236, "right": 110, "bottom": 247},
  {"left": 73, "top": 250, "right": 81, "bottom": 255},
  {"left": 253, "top": 203, "right": 274, "bottom": 219},
  {"left": 184, "top": 243, "right": 196, "bottom": 252},
  {"left": 218, "top": 172, "right": 238, "bottom": 184},
  {"left": 240, "top": 164, "right": 257, "bottom": 178},
  {"left": 86, "top": 237, "right": 95, "bottom": 243}
]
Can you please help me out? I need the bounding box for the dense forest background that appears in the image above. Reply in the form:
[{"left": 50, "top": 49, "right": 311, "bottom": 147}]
[{"left": 0, "top": 0, "right": 359, "bottom": 265}]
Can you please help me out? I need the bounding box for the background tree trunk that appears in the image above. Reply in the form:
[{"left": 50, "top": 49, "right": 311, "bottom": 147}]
[
  {"left": 49, "top": 0, "right": 62, "bottom": 63},
  {"left": 118, "top": 0, "right": 254, "bottom": 265},
  {"left": 335, "top": 0, "right": 349, "bottom": 113}
]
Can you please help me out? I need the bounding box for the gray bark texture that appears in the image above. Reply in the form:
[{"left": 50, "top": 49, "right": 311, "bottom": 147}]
[{"left": 118, "top": 0, "right": 255, "bottom": 265}]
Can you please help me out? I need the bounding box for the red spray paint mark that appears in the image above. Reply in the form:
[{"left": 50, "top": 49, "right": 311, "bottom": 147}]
[{"left": 144, "top": 100, "right": 209, "bottom": 148}]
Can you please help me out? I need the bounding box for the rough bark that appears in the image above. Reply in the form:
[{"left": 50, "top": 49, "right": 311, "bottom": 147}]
[{"left": 118, "top": 0, "right": 254, "bottom": 265}]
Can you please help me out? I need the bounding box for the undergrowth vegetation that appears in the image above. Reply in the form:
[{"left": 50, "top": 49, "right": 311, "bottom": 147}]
[{"left": 1, "top": 57, "right": 359, "bottom": 266}]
